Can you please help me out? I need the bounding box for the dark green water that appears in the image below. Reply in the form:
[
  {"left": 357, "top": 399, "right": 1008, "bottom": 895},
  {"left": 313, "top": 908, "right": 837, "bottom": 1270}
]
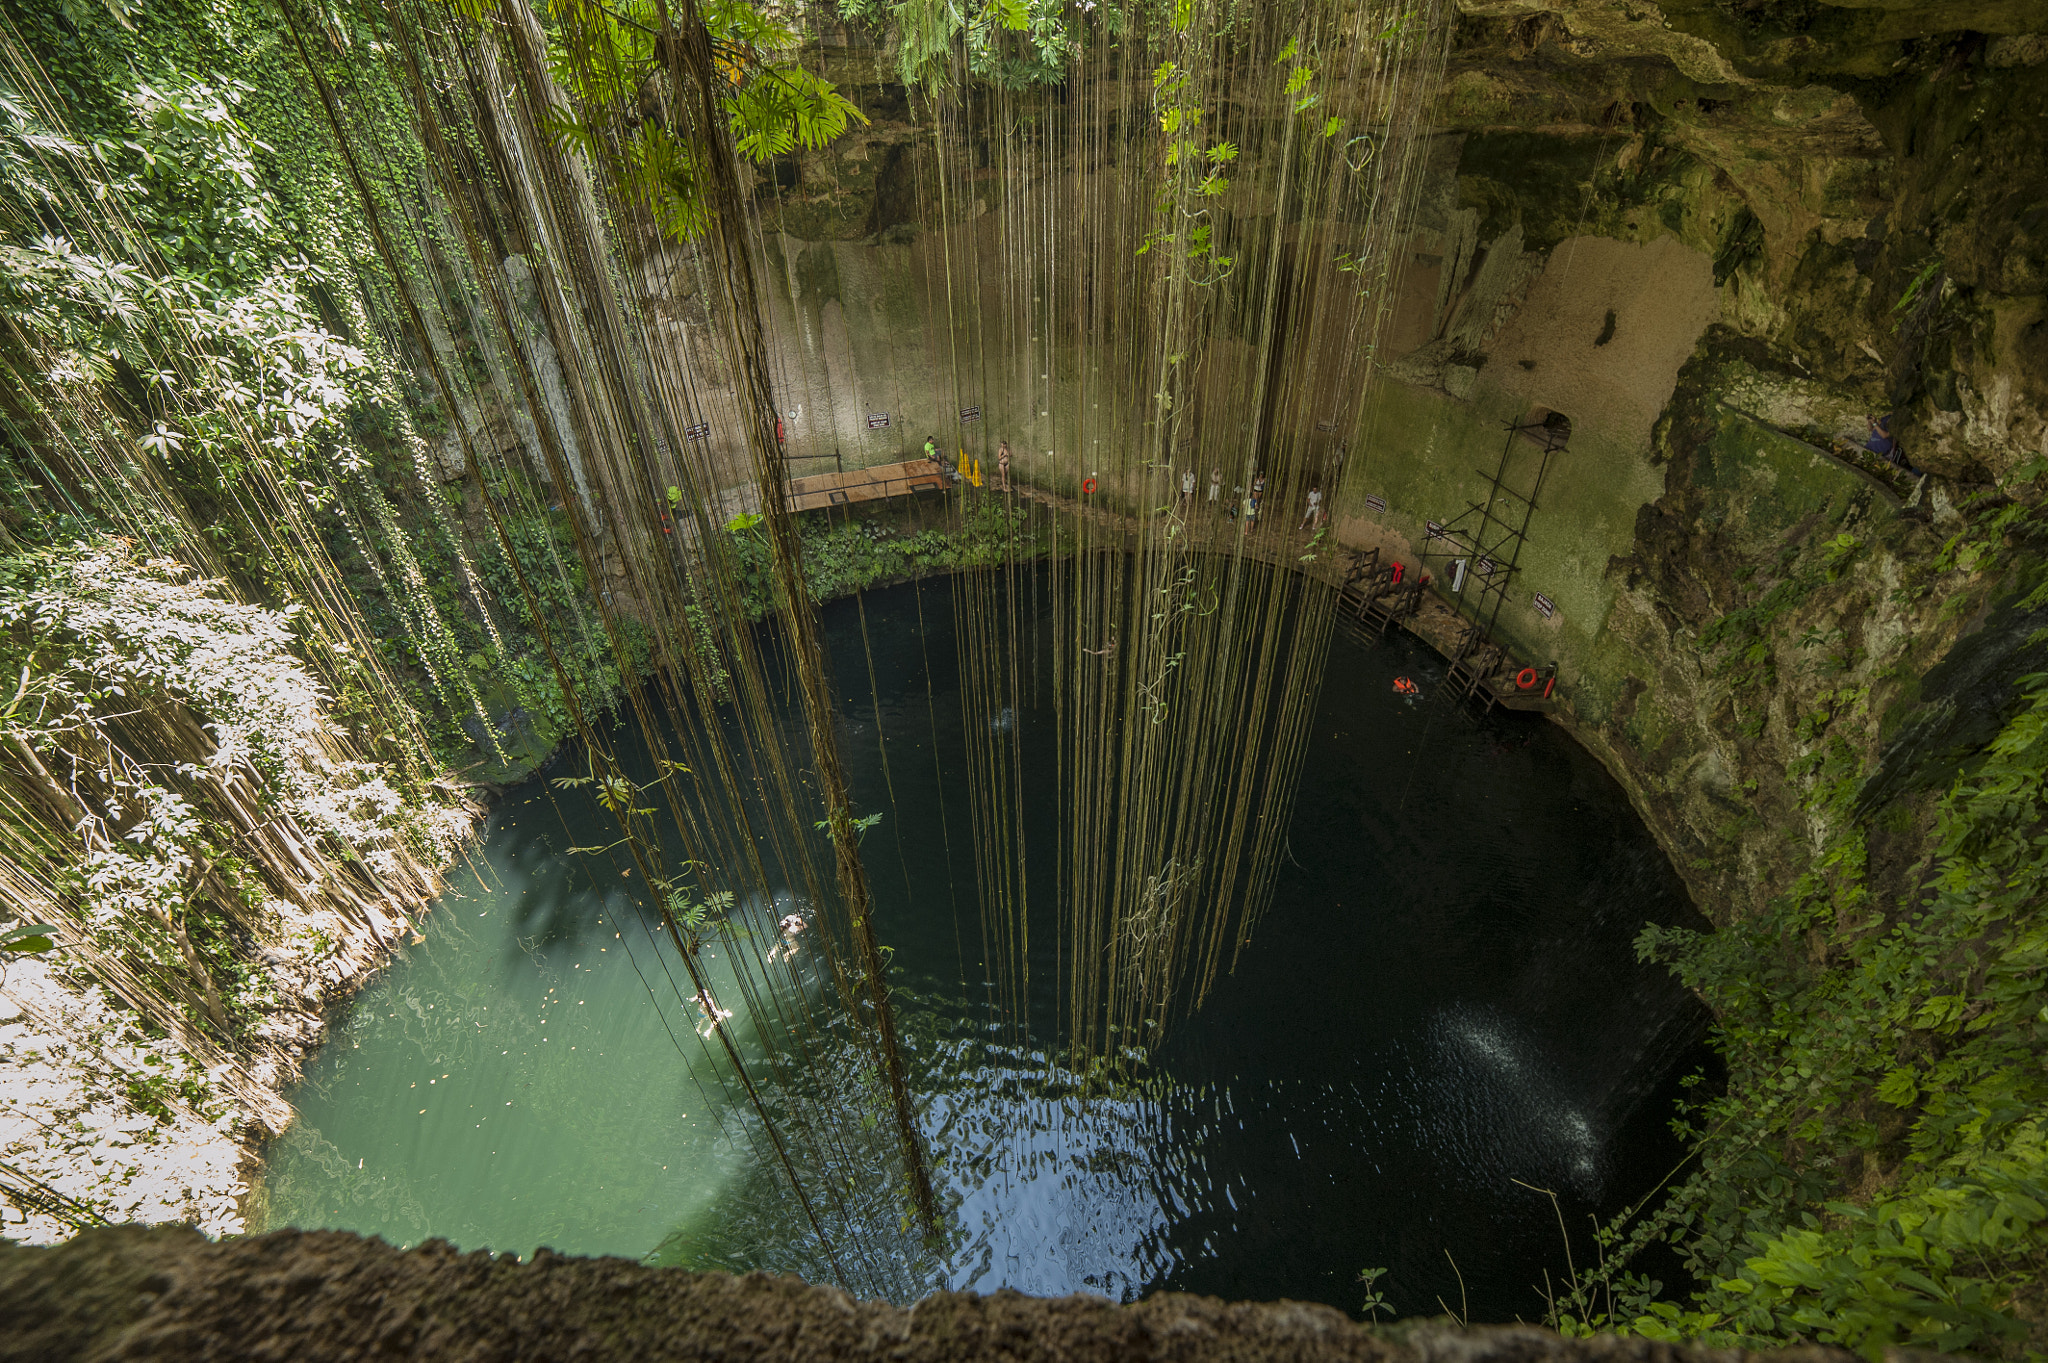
[{"left": 262, "top": 573, "right": 1710, "bottom": 1319}]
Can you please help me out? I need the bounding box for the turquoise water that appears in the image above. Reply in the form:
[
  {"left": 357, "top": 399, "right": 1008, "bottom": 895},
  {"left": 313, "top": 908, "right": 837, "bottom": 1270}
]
[{"left": 255, "top": 825, "right": 761, "bottom": 1258}]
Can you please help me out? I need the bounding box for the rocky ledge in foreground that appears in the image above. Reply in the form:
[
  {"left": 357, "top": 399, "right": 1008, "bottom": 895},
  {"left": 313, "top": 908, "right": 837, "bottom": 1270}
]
[{"left": 2, "top": 1225, "right": 1859, "bottom": 1363}]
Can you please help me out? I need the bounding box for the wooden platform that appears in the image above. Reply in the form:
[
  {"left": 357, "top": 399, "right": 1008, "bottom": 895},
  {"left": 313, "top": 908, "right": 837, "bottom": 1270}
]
[
  {"left": 785, "top": 458, "right": 948, "bottom": 513},
  {"left": 1484, "top": 682, "right": 1559, "bottom": 713}
]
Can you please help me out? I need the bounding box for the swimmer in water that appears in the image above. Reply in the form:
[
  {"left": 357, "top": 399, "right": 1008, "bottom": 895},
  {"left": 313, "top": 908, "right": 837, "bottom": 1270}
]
[
  {"left": 771, "top": 912, "right": 807, "bottom": 962},
  {"left": 692, "top": 988, "right": 734, "bottom": 1038}
]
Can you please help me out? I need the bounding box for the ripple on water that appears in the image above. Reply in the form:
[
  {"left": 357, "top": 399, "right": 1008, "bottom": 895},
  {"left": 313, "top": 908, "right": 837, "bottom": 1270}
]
[{"left": 264, "top": 575, "right": 1712, "bottom": 1322}]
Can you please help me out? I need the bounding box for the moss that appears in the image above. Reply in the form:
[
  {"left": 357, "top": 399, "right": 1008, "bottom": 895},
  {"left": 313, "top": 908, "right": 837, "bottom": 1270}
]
[{"left": 1453, "top": 133, "right": 1613, "bottom": 250}]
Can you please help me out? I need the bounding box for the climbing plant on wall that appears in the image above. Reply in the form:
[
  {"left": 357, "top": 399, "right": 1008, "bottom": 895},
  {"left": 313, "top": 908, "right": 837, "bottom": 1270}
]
[
  {"left": 1546, "top": 497, "right": 2048, "bottom": 1359},
  {"left": 537, "top": 0, "right": 866, "bottom": 241}
]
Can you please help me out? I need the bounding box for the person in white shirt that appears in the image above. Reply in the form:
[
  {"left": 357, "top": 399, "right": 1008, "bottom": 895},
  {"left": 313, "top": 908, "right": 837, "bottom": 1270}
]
[{"left": 1302, "top": 486, "right": 1322, "bottom": 528}]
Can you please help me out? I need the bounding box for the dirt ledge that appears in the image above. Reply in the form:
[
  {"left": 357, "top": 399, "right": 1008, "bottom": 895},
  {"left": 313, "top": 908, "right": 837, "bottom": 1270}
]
[{"left": 0, "top": 1225, "right": 1871, "bottom": 1363}]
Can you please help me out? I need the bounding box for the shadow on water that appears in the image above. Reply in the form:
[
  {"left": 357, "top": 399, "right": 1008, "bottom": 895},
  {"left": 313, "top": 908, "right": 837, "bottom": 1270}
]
[{"left": 263, "top": 570, "right": 1715, "bottom": 1323}]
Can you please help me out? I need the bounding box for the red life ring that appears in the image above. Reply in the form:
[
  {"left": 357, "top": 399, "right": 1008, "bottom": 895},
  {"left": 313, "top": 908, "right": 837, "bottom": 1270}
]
[
  {"left": 1081, "top": 478, "right": 1097, "bottom": 495},
  {"left": 1516, "top": 666, "right": 1539, "bottom": 691}
]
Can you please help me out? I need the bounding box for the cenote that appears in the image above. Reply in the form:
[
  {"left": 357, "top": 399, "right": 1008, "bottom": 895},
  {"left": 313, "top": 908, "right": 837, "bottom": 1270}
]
[{"left": 259, "top": 570, "right": 1711, "bottom": 1320}]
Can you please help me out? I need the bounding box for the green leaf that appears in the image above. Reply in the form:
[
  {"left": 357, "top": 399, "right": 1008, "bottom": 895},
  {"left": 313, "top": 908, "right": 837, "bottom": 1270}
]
[{"left": 0, "top": 923, "right": 59, "bottom": 954}]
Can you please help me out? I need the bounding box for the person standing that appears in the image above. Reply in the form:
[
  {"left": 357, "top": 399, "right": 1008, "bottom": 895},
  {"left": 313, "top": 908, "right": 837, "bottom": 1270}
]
[
  {"left": 1208, "top": 468, "right": 1222, "bottom": 508},
  {"left": 1301, "top": 486, "right": 1322, "bottom": 529},
  {"left": 997, "top": 440, "right": 1012, "bottom": 490},
  {"left": 1180, "top": 467, "right": 1196, "bottom": 506}
]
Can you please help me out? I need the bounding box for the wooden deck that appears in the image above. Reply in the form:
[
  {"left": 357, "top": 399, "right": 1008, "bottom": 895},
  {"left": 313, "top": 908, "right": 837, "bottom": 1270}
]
[{"left": 785, "top": 458, "right": 949, "bottom": 513}]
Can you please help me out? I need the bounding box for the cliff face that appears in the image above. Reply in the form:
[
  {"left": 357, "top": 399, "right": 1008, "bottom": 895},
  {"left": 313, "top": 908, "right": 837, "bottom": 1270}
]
[
  {"left": 1409, "top": 0, "right": 2048, "bottom": 918},
  {"left": 697, "top": 0, "right": 2048, "bottom": 922}
]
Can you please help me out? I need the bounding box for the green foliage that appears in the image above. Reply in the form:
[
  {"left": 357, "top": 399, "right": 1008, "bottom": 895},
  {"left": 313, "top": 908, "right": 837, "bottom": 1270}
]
[
  {"left": 965, "top": 0, "right": 1074, "bottom": 90},
  {"left": 0, "top": 922, "right": 61, "bottom": 956},
  {"left": 682, "top": 597, "right": 733, "bottom": 703},
  {"left": 803, "top": 500, "right": 1043, "bottom": 610},
  {"left": 1821, "top": 532, "right": 1863, "bottom": 581},
  {"left": 0, "top": 0, "right": 530, "bottom": 781},
  {"left": 541, "top": 0, "right": 866, "bottom": 241},
  {"left": 1357, "top": 1266, "right": 1391, "bottom": 1321},
  {"left": 1892, "top": 258, "right": 1946, "bottom": 330},
  {"left": 816, "top": 810, "right": 884, "bottom": 843},
  {"left": 1561, "top": 538, "right": 2048, "bottom": 1356},
  {"left": 467, "top": 509, "right": 637, "bottom": 741},
  {"left": 1137, "top": 54, "right": 1254, "bottom": 284},
  {"left": 1699, "top": 560, "right": 1828, "bottom": 692},
  {"left": 848, "top": 0, "right": 1072, "bottom": 94}
]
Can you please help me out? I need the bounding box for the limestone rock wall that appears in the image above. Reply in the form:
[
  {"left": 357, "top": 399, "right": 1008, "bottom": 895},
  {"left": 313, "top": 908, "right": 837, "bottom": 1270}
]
[
  {"left": 397, "top": 4, "right": 2045, "bottom": 918},
  {"left": 698, "top": 1, "right": 2048, "bottom": 923}
]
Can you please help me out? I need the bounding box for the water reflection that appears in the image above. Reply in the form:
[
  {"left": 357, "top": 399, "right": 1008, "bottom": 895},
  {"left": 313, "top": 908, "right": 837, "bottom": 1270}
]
[{"left": 264, "top": 578, "right": 1712, "bottom": 1322}]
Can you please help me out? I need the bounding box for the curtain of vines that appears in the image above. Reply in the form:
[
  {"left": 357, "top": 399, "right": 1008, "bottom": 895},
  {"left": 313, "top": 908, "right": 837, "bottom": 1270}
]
[
  {"left": 0, "top": 9, "right": 473, "bottom": 1136},
  {"left": 277, "top": 0, "right": 958, "bottom": 1289},
  {"left": 4, "top": 0, "right": 1450, "bottom": 1287},
  {"left": 315, "top": 0, "right": 1449, "bottom": 1282},
  {"left": 819, "top": 0, "right": 1454, "bottom": 1067}
]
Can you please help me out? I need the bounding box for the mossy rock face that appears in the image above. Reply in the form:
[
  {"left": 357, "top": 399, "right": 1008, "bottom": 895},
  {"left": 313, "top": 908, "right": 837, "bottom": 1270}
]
[
  {"left": 1861, "top": 561, "right": 2048, "bottom": 811},
  {"left": 461, "top": 676, "right": 559, "bottom": 789},
  {"left": 1651, "top": 0, "right": 2044, "bottom": 80},
  {"left": 1454, "top": 134, "right": 1613, "bottom": 251}
]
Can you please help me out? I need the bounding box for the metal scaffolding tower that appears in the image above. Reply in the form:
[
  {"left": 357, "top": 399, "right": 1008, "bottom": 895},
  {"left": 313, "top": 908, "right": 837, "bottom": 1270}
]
[{"left": 1414, "top": 413, "right": 1569, "bottom": 710}]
